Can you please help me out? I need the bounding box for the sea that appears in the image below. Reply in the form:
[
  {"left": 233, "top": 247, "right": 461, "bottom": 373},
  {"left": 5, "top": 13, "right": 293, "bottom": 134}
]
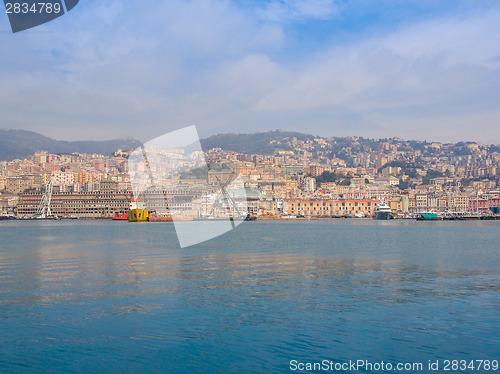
[{"left": 0, "top": 219, "right": 499, "bottom": 373}]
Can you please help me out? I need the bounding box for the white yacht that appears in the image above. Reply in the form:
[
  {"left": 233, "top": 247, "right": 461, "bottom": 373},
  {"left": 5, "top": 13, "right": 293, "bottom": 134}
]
[{"left": 373, "top": 201, "right": 393, "bottom": 220}]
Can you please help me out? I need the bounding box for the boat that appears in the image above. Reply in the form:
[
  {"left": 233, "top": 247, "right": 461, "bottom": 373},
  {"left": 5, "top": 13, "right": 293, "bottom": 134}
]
[
  {"left": 113, "top": 212, "right": 129, "bottom": 221},
  {"left": 490, "top": 207, "right": 500, "bottom": 214},
  {"left": 32, "top": 214, "right": 59, "bottom": 220},
  {"left": 373, "top": 201, "right": 394, "bottom": 220},
  {"left": 480, "top": 215, "right": 500, "bottom": 220},
  {"left": 148, "top": 213, "right": 193, "bottom": 222},
  {"left": 128, "top": 199, "right": 148, "bottom": 222},
  {"left": 129, "top": 208, "right": 148, "bottom": 222},
  {"left": 60, "top": 214, "right": 79, "bottom": 220},
  {"left": 0, "top": 212, "right": 16, "bottom": 220},
  {"left": 148, "top": 215, "right": 174, "bottom": 222},
  {"left": 416, "top": 212, "right": 439, "bottom": 221}
]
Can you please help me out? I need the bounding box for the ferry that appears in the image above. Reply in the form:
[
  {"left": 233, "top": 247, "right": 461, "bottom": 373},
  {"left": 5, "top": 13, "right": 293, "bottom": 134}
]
[{"left": 373, "top": 201, "right": 394, "bottom": 220}]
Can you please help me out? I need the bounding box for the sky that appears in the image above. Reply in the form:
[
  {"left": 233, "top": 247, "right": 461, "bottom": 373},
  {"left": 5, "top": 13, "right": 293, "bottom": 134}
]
[{"left": 1, "top": 0, "right": 500, "bottom": 144}]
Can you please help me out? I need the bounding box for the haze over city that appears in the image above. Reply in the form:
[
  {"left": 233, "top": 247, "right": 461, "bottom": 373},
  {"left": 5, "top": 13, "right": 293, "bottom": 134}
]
[{"left": 1, "top": 0, "right": 500, "bottom": 143}]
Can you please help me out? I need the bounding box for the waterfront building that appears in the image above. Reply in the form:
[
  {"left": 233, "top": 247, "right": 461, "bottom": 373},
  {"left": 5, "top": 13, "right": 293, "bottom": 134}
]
[
  {"left": 333, "top": 199, "right": 378, "bottom": 216},
  {"left": 286, "top": 200, "right": 334, "bottom": 216},
  {"left": 17, "top": 190, "right": 131, "bottom": 219},
  {"left": 449, "top": 195, "right": 470, "bottom": 211},
  {"left": 0, "top": 194, "right": 19, "bottom": 213},
  {"left": 286, "top": 199, "right": 378, "bottom": 217},
  {"left": 469, "top": 197, "right": 500, "bottom": 213}
]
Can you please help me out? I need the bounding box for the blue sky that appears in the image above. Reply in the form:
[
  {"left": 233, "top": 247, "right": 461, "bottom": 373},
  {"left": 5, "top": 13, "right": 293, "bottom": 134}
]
[{"left": 1, "top": 0, "right": 500, "bottom": 143}]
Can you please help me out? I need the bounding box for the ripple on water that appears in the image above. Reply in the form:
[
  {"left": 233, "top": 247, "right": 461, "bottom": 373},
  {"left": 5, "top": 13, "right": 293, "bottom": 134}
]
[{"left": 0, "top": 221, "right": 499, "bottom": 373}]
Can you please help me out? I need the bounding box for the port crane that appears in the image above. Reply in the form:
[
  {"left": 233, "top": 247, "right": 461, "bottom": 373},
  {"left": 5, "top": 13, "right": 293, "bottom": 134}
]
[
  {"left": 34, "top": 176, "right": 54, "bottom": 219},
  {"left": 207, "top": 172, "right": 245, "bottom": 225}
]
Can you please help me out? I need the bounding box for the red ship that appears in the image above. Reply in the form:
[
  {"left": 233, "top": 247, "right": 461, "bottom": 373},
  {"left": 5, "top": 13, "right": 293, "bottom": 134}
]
[{"left": 112, "top": 212, "right": 129, "bottom": 220}]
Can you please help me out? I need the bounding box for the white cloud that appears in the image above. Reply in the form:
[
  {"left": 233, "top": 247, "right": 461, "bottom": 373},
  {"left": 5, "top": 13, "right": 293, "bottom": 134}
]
[
  {"left": 257, "top": 0, "right": 339, "bottom": 22},
  {"left": 229, "top": 10, "right": 500, "bottom": 143},
  {"left": 380, "top": 11, "right": 500, "bottom": 69},
  {"left": 1, "top": 1, "right": 500, "bottom": 143}
]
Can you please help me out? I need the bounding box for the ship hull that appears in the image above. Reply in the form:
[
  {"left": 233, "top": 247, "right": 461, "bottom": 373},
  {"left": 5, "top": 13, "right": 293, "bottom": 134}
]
[
  {"left": 374, "top": 211, "right": 393, "bottom": 220},
  {"left": 148, "top": 216, "right": 193, "bottom": 222},
  {"left": 416, "top": 213, "right": 439, "bottom": 221},
  {"left": 129, "top": 209, "right": 148, "bottom": 222},
  {"left": 113, "top": 213, "right": 129, "bottom": 221}
]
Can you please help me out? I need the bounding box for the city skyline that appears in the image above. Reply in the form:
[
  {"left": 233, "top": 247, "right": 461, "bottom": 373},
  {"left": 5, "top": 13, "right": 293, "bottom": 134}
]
[
  {"left": 2, "top": 128, "right": 499, "bottom": 220},
  {"left": 1, "top": 1, "right": 500, "bottom": 143}
]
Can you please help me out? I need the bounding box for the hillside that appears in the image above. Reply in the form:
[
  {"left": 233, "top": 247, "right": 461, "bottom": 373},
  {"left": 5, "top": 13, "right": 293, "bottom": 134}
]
[
  {"left": 2, "top": 128, "right": 499, "bottom": 165},
  {"left": 200, "top": 130, "right": 317, "bottom": 154},
  {"left": 0, "top": 129, "right": 141, "bottom": 161}
]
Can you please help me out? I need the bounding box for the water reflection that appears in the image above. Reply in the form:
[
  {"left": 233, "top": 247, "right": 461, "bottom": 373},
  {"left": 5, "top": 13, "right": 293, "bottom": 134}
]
[{"left": 0, "top": 220, "right": 499, "bottom": 373}]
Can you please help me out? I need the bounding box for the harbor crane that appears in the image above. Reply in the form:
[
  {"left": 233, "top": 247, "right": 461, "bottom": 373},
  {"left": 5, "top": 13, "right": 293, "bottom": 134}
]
[
  {"left": 34, "top": 176, "right": 54, "bottom": 219},
  {"left": 208, "top": 171, "right": 246, "bottom": 224}
]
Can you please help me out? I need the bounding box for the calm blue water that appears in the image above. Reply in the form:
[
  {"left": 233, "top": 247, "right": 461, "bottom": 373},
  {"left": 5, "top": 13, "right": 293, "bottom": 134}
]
[{"left": 1, "top": 220, "right": 499, "bottom": 373}]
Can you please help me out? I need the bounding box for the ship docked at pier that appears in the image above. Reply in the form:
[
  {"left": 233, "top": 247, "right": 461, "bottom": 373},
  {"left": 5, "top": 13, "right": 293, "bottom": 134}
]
[
  {"left": 0, "top": 212, "right": 16, "bottom": 220},
  {"left": 128, "top": 199, "right": 148, "bottom": 222},
  {"left": 373, "top": 200, "right": 394, "bottom": 220}
]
